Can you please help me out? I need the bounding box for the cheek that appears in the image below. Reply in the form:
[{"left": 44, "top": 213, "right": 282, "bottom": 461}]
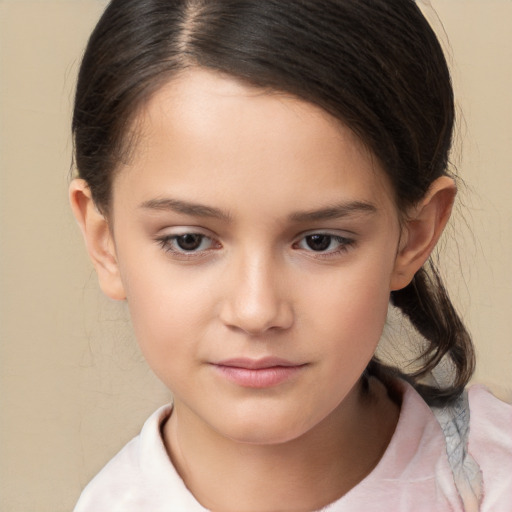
[
  {"left": 307, "top": 257, "right": 392, "bottom": 332},
  {"left": 304, "top": 256, "right": 393, "bottom": 370},
  {"left": 286, "top": 262, "right": 392, "bottom": 428},
  {"left": 119, "top": 260, "right": 216, "bottom": 381},
  {"left": 314, "top": 290, "right": 389, "bottom": 370}
]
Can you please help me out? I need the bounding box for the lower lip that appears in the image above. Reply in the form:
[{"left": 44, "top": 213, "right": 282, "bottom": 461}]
[{"left": 212, "top": 365, "right": 305, "bottom": 388}]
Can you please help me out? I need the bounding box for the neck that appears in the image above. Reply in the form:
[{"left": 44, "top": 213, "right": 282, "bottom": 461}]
[{"left": 163, "top": 378, "right": 399, "bottom": 512}]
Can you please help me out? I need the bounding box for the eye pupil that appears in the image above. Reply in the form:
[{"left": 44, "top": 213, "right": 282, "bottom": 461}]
[
  {"left": 306, "top": 234, "right": 331, "bottom": 251},
  {"left": 177, "top": 234, "right": 202, "bottom": 251}
]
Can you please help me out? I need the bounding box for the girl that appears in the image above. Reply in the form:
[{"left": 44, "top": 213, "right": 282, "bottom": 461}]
[{"left": 70, "top": 0, "right": 511, "bottom": 510}]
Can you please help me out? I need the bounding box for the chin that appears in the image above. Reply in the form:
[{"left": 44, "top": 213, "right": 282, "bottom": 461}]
[
  {"left": 211, "top": 406, "right": 320, "bottom": 446},
  {"left": 224, "top": 426, "right": 307, "bottom": 446}
]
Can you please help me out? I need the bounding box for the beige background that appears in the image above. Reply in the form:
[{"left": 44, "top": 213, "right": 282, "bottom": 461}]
[{"left": 0, "top": 1, "right": 510, "bottom": 510}]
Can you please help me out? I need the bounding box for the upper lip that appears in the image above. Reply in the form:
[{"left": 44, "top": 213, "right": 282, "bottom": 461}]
[{"left": 213, "top": 357, "right": 305, "bottom": 370}]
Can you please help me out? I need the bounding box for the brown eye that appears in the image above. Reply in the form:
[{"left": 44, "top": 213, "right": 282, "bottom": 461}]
[
  {"left": 305, "top": 234, "right": 332, "bottom": 251},
  {"left": 176, "top": 234, "right": 204, "bottom": 251},
  {"left": 294, "top": 233, "right": 355, "bottom": 257},
  {"left": 157, "top": 232, "right": 217, "bottom": 255}
]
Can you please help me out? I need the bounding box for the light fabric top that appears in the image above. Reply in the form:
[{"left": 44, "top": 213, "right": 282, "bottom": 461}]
[{"left": 74, "top": 381, "right": 512, "bottom": 511}]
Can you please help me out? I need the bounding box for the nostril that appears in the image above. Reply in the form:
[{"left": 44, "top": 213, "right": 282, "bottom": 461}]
[{"left": 219, "top": 298, "right": 294, "bottom": 335}]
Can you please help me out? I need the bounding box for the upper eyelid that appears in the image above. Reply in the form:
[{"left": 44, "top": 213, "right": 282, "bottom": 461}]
[
  {"left": 293, "top": 229, "right": 356, "bottom": 241},
  {"left": 157, "top": 232, "right": 217, "bottom": 244},
  {"left": 155, "top": 226, "right": 217, "bottom": 239},
  {"left": 293, "top": 234, "right": 354, "bottom": 247},
  {"left": 155, "top": 229, "right": 356, "bottom": 241}
]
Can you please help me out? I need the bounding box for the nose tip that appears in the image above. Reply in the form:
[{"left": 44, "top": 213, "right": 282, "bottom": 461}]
[
  {"left": 219, "top": 263, "right": 294, "bottom": 335},
  {"left": 222, "top": 298, "right": 294, "bottom": 336}
]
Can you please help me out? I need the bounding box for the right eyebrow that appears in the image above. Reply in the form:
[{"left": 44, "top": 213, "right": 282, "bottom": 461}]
[{"left": 139, "top": 197, "right": 232, "bottom": 222}]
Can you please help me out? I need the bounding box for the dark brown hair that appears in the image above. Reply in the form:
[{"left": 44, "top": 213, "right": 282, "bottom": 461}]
[{"left": 73, "top": 0, "right": 474, "bottom": 405}]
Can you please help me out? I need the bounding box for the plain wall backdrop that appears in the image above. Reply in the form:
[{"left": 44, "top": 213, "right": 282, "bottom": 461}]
[{"left": 0, "top": 1, "right": 511, "bottom": 510}]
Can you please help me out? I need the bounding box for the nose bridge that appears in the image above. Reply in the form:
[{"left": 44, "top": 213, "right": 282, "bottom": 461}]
[{"left": 221, "top": 245, "right": 293, "bottom": 334}]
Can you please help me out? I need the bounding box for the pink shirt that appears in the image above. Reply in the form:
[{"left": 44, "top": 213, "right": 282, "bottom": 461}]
[{"left": 74, "top": 382, "right": 512, "bottom": 511}]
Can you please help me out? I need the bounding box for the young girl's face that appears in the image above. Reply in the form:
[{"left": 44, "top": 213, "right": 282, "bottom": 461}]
[{"left": 99, "top": 69, "right": 407, "bottom": 444}]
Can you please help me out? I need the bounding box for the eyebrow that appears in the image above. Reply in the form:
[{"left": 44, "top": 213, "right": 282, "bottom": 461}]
[
  {"left": 139, "top": 197, "right": 377, "bottom": 223},
  {"left": 140, "top": 197, "right": 232, "bottom": 221},
  {"left": 288, "top": 201, "right": 377, "bottom": 222}
]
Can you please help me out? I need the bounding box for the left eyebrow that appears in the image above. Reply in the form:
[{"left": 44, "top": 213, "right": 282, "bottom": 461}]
[{"left": 289, "top": 201, "right": 377, "bottom": 222}]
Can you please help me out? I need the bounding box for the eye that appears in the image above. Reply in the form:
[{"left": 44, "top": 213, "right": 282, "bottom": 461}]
[
  {"left": 174, "top": 233, "right": 207, "bottom": 251},
  {"left": 156, "top": 232, "right": 219, "bottom": 255},
  {"left": 294, "top": 233, "right": 355, "bottom": 255}
]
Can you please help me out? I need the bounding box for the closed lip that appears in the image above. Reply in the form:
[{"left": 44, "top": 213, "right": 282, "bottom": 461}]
[
  {"left": 210, "top": 357, "right": 308, "bottom": 388},
  {"left": 212, "top": 357, "right": 306, "bottom": 370}
]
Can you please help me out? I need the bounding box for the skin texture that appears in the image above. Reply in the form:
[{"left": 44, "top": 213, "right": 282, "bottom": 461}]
[{"left": 70, "top": 68, "right": 456, "bottom": 512}]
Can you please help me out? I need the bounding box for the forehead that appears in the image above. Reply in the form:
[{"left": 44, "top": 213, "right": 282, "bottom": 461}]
[{"left": 114, "top": 68, "right": 396, "bottom": 217}]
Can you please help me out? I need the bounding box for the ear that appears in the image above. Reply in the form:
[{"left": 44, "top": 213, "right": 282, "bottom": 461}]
[
  {"left": 69, "top": 179, "right": 126, "bottom": 301},
  {"left": 390, "top": 176, "right": 456, "bottom": 291}
]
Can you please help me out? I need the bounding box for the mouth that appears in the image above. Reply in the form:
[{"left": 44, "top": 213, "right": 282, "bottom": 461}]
[{"left": 210, "top": 357, "right": 308, "bottom": 388}]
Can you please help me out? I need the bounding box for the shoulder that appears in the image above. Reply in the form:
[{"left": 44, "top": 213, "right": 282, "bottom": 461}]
[
  {"left": 467, "top": 385, "right": 512, "bottom": 512},
  {"left": 73, "top": 435, "right": 146, "bottom": 512},
  {"left": 334, "top": 379, "right": 466, "bottom": 511},
  {"left": 73, "top": 404, "right": 207, "bottom": 512},
  {"left": 468, "top": 384, "right": 512, "bottom": 443}
]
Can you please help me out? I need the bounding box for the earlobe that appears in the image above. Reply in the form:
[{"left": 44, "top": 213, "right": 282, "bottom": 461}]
[
  {"left": 69, "top": 179, "right": 126, "bottom": 301},
  {"left": 390, "top": 176, "right": 456, "bottom": 291}
]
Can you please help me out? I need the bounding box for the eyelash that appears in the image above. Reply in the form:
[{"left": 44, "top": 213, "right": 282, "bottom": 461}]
[
  {"left": 156, "top": 233, "right": 220, "bottom": 260},
  {"left": 292, "top": 234, "right": 356, "bottom": 259},
  {"left": 155, "top": 232, "right": 356, "bottom": 260}
]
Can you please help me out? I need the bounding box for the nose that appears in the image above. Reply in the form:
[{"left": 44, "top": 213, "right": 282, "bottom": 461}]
[{"left": 219, "top": 251, "right": 294, "bottom": 335}]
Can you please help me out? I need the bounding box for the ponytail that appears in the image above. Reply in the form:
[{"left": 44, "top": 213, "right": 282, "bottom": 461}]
[{"left": 378, "top": 259, "right": 475, "bottom": 406}]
